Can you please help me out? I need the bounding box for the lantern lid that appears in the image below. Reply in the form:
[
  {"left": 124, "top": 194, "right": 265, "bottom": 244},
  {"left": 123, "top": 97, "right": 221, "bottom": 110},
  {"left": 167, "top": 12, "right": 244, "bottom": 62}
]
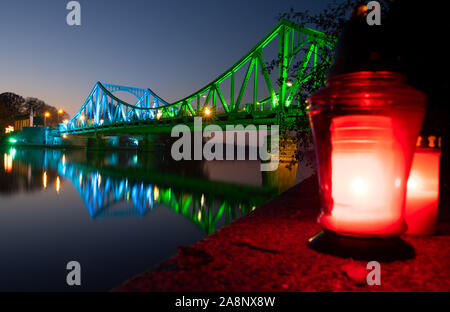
[
  {"left": 328, "top": 4, "right": 402, "bottom": 77},
  {"left": 416, "top": 135, "right": 442, "bottom": 151}
]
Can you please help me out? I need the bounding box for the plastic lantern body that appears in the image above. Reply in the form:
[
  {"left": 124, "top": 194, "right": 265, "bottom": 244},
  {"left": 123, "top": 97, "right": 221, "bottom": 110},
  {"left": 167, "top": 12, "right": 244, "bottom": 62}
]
[
  {"left": 405, "top": 146, "right": 441, "bottom": 235},
  {"left": 308, "top": 71, "right": 426, "bottom": 238}
]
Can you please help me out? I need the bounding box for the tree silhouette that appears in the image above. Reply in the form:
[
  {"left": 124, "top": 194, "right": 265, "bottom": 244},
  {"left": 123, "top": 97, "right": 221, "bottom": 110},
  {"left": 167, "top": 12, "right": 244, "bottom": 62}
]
[{"left": 0, "top": 93, "right": 70, "bottom": 132}]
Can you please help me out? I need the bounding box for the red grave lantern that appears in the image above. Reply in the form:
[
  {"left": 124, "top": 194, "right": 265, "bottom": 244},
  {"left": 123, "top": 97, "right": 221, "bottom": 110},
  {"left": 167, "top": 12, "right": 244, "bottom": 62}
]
[
  {"left": 405, "top": 137, "right": 441, "bottom": 235},
  {"left": 308, "top": 71, "right": 426, "bottom": 237},
  {"left": 306, "top": 5, "right": 426, "bottom": 257}
]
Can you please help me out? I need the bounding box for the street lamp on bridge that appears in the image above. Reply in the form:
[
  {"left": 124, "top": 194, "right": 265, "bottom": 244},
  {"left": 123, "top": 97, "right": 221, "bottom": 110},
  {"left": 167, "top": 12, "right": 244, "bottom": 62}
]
[
  {"left": 58, "top": 109, "right": 64, "bottom": 124},
  {"left": 44, "top": 112, "right": 50, "bottom": 127}
]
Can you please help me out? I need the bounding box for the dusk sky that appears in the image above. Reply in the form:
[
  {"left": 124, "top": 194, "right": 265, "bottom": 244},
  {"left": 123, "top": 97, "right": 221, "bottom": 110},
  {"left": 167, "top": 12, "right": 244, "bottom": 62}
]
[{"left": 0, "top": 0, "right": 330, "bottom": 116}]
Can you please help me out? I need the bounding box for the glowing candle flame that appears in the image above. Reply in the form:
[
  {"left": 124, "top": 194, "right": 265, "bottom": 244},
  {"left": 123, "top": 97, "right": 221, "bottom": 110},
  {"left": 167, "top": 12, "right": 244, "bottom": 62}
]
[
  {"left": 324, "top": 115, "right": 402, "bottom": 235},
  {"left": 406, "top": 174, "right": 420, "bottom": 191},
  {"left": 351, "top": 177, "right": 368, "bottom": 196}
]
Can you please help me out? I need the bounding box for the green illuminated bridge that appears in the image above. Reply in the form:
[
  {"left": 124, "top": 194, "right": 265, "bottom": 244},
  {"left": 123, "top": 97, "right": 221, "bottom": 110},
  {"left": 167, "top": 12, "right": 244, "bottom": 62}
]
[{"left": 60, "top": 20, "right": 334, "bottom": 136}]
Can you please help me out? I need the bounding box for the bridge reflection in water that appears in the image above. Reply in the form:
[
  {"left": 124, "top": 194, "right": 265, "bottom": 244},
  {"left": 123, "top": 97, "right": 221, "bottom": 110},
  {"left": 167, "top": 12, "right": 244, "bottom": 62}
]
[{"left": 2, "top": 148, "right": 304, "bottom": 234}]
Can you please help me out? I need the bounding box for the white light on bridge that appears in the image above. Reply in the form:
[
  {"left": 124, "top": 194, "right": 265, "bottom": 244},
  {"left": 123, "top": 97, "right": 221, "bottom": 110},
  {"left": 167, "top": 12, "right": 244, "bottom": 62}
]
[{"left": 5, "top": 125, "right": 14, "bottom": 134}]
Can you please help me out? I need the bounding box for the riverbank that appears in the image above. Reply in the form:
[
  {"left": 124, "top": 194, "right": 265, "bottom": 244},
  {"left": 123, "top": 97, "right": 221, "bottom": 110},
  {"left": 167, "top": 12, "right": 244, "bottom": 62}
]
[{"left": 115, "top": 175, "right": 450, "bottom": 292}]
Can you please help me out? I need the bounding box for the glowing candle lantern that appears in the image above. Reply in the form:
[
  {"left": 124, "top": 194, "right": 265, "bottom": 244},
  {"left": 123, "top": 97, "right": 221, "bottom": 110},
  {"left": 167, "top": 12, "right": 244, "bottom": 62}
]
[
  {"left": 306, "top": 3, "right": 428, "bottom": 241},
  {"left": 405, "top": 139, "right": 441, "bottom": 235},
  {"left": 329, "top": 115, "right": 396, "bottom": 232},
  {"left": 308, "top": 71, "right": 426, "bottom": 237}
]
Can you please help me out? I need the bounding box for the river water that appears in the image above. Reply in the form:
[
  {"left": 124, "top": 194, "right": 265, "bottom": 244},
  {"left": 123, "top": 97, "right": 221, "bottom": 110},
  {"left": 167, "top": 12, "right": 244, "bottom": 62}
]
[{"left": 0, "top": 147, "right": 313, "bottom": 291}]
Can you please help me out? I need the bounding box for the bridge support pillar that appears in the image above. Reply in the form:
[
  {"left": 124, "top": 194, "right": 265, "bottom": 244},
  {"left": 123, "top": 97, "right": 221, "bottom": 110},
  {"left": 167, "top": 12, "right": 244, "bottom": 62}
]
[
  {"left": 260, "top": 132, "right": 296, "bottom": 192},
  {"left": 279, "top": 135, "right": 298, "bottom": 163},
  {"left": 138, "top": 134, "right": 171, "bottom": 153},
  {"left": 262, "top": 162, "right": 299, "bottom": 193},
  {"left": 262, "top": 131, "right": 316, "bottom": 192},
  {"left": 107, "top": 136, "right": 120, "bottom": 147},
  {"left": 86, "top": 133, "right": 106, "bottom": 151}
]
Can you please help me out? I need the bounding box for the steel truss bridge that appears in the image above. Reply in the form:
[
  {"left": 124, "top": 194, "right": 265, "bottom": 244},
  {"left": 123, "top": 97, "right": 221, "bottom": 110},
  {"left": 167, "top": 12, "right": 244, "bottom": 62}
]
[{"left": 60, "top": 20, "right": 334, "bottom": 136}]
